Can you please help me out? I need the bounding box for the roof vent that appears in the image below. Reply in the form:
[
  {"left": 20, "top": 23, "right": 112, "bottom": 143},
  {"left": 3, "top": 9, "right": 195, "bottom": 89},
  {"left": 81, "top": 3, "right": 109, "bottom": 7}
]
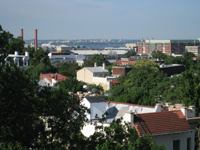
[{"left": 51, "top": 74, "right": 54, "bottom": 78}]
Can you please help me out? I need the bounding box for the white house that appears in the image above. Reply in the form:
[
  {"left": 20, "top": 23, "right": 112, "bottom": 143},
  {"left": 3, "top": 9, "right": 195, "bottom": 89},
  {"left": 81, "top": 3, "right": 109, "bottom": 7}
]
[
  {"left": 81, "top": 96, "right": 200, "bottom": 150},
  {"left": 4, "top": 51, "right": 30, "bottom": 68},
  {"left": 38, "top": 73, "right": 68, "bottom": 87},
  {"left": 81, "top": 96, "right": 161, "bottom": 137},
  {"left": 77, "top": 62, "right": 119, "bottom": 90}
]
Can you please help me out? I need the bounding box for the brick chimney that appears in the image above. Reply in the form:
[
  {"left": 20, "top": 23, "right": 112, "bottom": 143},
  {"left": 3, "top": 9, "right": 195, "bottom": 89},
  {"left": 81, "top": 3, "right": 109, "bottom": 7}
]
[
  {"left": 34, "top": 29, "right": 37, "bottom": 51},
  {"left": 20, "top": 29, "right": 23, "bottom": 41}
]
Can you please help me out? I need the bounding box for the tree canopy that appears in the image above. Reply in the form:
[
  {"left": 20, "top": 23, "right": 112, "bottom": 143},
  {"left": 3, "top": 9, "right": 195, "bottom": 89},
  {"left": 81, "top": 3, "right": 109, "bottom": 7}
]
[
  {"left": 152, "top": 52, "right": 167, "bottom": 60},
  {"left": 57, "top": 62, "right": 81, "bottom": 79},
  {"left": 124, "top": 51, "right": 137, "bottom": 58},
  {"left": 134, "top": 60, "right": 159, "bottom": 70}
]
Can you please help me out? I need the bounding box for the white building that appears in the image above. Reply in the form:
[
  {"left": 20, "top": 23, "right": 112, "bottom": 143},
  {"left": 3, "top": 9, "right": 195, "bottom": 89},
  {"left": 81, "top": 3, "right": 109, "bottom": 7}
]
[
  {"left": 38, "top": 73, "right": 68, "bottom": 87},
  {"left": 81, "top": 96, "right": 200, "bottom": 150},
  {"left": 3, "top": 51, "right": 30, "bottom": 68}
]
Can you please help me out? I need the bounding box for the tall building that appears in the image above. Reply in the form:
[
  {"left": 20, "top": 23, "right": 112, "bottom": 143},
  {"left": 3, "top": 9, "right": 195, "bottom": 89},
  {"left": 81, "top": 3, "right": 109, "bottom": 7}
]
[{"left": 138, "top": 38, "right": 200, "bottom": 54}]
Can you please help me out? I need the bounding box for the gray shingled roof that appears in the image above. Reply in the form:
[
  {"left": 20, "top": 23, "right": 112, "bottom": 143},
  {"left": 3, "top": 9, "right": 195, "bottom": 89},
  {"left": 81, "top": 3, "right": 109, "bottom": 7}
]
[
  {"left": 85, "top": 96, "right": 106, "bottom": 103},
  {"left": 85, "top": 66, "right": 109, "bottom": 73}
]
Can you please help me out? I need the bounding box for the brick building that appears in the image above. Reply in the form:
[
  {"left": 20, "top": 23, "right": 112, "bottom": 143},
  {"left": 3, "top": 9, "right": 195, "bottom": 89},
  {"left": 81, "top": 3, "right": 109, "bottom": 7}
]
[{"left": 138, "top": 38, "right": 200, "bottom": 55}]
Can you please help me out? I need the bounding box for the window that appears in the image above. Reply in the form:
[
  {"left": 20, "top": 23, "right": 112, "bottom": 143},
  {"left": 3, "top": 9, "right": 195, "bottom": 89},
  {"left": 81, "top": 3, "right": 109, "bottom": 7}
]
[
  {"left": 139, "top": 43, "right": 142, "bottom": 47},
  {"left": 187, "top": 138, "right": 191, "bottom": 150},
  {"left": 146, "top": 44, "right": 148, "bottom": 47},
  {"left": 159, "top": 43, "right": 161, "bottom": 48},
  {"left": 173, "top": 140, "right": 180, "bottom": 150},
  {"left": 166, "top": 43, "right": 169, "bottom": 48}
]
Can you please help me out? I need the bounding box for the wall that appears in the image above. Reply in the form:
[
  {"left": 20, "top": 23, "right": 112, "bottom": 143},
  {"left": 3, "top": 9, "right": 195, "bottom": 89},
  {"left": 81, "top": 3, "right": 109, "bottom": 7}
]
[
  {"left": 152, "top": 130, "right": 194, "bottom": 150},
  {"left": 77, "top": 68, "right": 93, "bottom": 84},
  {"left": 91, "top": 102, "right": 106, "bottom": 119},
  {"left": 112, "top": 67, "right": 125, "bottom": 76},
  {"left": 81, "top": 98, "right": 91, "bottom": 120}
]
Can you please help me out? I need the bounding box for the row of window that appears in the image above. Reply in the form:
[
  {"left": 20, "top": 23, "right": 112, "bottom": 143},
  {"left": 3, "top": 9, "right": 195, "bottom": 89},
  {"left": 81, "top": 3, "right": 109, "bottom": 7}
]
[{"left": 93, "top": 73, "right": 108, "bottom": 77}]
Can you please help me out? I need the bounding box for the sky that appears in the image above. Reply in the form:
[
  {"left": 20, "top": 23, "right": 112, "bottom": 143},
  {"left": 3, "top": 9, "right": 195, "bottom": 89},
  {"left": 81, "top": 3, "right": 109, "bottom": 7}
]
[{"left": 0, "top": 0, "right": 200, "bottom": 40}]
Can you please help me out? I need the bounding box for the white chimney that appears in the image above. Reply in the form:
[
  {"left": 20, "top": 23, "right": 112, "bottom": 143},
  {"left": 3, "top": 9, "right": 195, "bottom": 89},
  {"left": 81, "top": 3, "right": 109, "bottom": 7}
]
[
  {"left": 123, "top": 112, "right": 134, "bottom": 127},
  {"left": 181, "top": 107, "right": 188, "bottom": 118},
  {"left": 94, "top": 62, "right": 97, "bottom": 67},
  {"left": 25, "top": 51, "right": 29, "bottom": 57},
  {"left": 102, "top": 62, "right": 105, "bottom": 70},
  {"left": 15, "top": 51, "right": 19, "bottom": 55}
]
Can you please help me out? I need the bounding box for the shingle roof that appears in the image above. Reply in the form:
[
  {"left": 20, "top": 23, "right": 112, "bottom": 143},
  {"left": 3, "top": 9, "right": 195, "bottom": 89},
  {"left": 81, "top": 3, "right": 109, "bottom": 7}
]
[
  {"left": 85, "top": 67, "right": 109, "bottom": 73},
  {"left": 85, "top": 96, "right": 106, "bottom": 103},
  {"left": 41, "top": 73, "right": 68, "bottom": 83},
  {"left": 134, "top": 110, "right": 192, "bottom": 136}
]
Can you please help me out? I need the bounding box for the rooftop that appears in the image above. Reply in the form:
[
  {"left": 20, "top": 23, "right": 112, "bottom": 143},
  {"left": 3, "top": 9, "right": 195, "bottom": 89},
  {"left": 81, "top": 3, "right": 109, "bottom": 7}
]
[
  {"left": 85, "top": 66, "right": 109, "bottom": 73},
  {"left": 134, "top": 110, "right": 192, "bottom": 136},
  {"left": 40, "top": 73, "right": 68, "bottom": 83},
  {"left": 85, "top": 96, "right": 107, "bottom": 103}
]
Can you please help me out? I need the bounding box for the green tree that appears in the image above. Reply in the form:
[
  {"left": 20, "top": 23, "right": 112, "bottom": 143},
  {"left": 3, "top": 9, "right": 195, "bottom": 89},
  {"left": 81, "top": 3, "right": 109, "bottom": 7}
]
[
  {"left": 152, "top": 52, "right": 167, "bottom": 60},
  {"left": 91, "top": 53, "right": 106, "bottom": 66},
  {"left": 58, "top": 62, "right": 81, "bottom": 79},
  {"left": 28, "top": 48, "right": 56, "bottom": 79},
  {"left": 86, "top": 118, "right": 165, "bottom": 150},
  {"left": 88, "top": 84, "right": 104, "bottom": 93},
  {"left": 0, "top": 64, "right": 44, "bottom": 148},
  {"left": 7, "top": 37, "right": 24, "bottom": 54},
  {"left": 164, "top": 56, "right": 184, "bottom": 65},
  {"left": 0, "top": 25, "right": 24, "bottom": 65},
  {"left": 30, "top": 48, "right": 51, "bottom": 67},
  {"left": 134, "top": 60, "right": 159, "bottom": 70},
  {"left": 38, "top": 87, "right": 89, "bottom": 149},
  {"left": 108, "top": 66, "right": 168, "bottom": 106},
  {"left": 56, "top": 78, "right": 84, "bottom": 93},
  {"left": 124, "top": 51, "right": 137, "bottom": 58}
]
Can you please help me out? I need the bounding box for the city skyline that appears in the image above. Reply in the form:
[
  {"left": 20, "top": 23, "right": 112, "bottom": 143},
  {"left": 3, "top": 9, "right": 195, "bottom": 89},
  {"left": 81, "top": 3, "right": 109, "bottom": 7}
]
[{"left": 1, "top": 0, "right": 200, "bottom": 40}]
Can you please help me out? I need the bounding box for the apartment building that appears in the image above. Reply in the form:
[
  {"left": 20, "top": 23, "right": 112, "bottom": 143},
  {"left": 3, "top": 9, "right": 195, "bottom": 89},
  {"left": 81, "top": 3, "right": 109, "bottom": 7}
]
[{"left": 138, "top": 38, "right": 200, "bottom": 55}]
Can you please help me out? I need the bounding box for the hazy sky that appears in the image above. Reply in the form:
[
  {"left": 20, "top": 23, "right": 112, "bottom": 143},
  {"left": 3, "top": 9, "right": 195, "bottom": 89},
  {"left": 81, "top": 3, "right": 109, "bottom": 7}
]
[{"left": 1, "top": 0, "right": 200, "bottom": 40}]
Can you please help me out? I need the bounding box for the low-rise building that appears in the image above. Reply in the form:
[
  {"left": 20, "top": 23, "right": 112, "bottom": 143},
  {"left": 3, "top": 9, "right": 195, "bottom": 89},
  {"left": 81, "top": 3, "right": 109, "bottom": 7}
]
[
  {"left": 39, "top": 73, "right": 68, "bottom": 86},
  {"left": 77, "top": 62, "right": 117, "bottom": 90},
  {"left": 81, "top": 96, "right": 200, "bottom": 150},
  {"left": 3, "top": 51, "right": 30, "bottom": 69}
]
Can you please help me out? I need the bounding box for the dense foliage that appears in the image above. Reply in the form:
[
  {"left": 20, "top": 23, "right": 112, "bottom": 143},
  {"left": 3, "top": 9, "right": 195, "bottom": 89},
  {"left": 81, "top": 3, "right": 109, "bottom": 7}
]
[
  {"left": 124, "top": 50, "right": 137, "bottom": 58},
  {"left": 57, "top": 62, "right": 81, "bottom": 78},
  {"left": 55, "top": 78, "right": 84, "bottom": 93}
]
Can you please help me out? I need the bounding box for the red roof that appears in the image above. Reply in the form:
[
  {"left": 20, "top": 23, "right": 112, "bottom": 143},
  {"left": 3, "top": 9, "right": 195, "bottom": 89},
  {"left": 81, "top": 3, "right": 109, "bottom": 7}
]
[
  {"left": 134, "top": 110, "right": 192, "bottom": 136},
  {"left": 40, "top": 73, "right": 68, "bottom": 83},
  {"left": 109, "top": 80, "right": 119, "bottom": 84},
  {"left": 113, "top": 59, "right": 122, "bottom": 65}
]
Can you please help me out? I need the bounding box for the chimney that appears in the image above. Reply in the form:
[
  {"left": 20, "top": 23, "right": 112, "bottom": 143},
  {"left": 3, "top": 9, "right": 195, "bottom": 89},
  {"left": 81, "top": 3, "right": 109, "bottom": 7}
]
[
  {"left": 15, "top": 51, "right": 19, "bottom": 55},
  {"left": 34, "top": 29, "right": 37, "bottom": 51},
  {"left": 25, "top": 51, "right": 29, "bottom": 57},
  {"left": 20, "top": 29, "right": 23, "bottom": 41},
  {"left": 94, "top": 62, "right": 97, "bottom": 67},
  {"left": 141, "top": 38, "right": 143, "bottom": 42},
  {"left": 146, "top": 37, "right": 148, "bottom": 40},
  {"left": 124, "top": 111, "right": 134, "bottom": 127},
  {"left": 152, "top": 37, "right": 154, "bottom": 40},
  {"left": 181, "top": 107, "right": 188, "bottom": 118},
  {"left": 102, "top": 62, "right": 105, "bottom": 70},
  {"left": 55, "top": 75, "right": 57, "bottom": 80}
]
